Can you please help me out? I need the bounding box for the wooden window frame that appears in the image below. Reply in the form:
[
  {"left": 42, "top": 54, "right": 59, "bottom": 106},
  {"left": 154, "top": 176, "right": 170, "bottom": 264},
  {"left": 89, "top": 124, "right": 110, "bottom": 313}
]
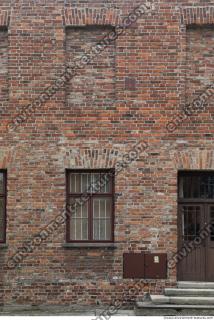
[
  {"left": 66, "top": 169, "right": 115, "bottom": 243},
  {"left": 178, "top": 170, "right": 214, "bottom": 203},
  {"left": 0, "top": 170, "right": 7, "bottom": 243}
]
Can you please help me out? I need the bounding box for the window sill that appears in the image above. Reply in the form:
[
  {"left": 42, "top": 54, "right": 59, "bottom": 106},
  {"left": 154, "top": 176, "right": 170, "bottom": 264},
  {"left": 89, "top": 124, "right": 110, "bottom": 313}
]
[
  {"left": 0, "top": 243, "right": 8, "bottom": 249},
  {"left": 62, "top": 243, "right": 117, "bottom": 249}
]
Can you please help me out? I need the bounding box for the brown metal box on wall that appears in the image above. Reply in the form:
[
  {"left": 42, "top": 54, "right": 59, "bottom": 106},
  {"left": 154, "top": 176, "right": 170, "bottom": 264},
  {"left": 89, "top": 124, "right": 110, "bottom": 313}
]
[
  {"left": 123, "top": 253, "right": 145, "bottom": 278},
  {"left": 144, "top": 253, "right": 167, "bottom": 279},
  {"left": 123, "top": 253, "right": 167, "bottom": 279}
]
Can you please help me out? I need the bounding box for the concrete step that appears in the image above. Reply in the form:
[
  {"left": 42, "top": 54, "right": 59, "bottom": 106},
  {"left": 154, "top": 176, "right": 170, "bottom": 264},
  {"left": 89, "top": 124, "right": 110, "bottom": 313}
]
[
  {"left": 151, "top": 295, "right": 169, "bottom": 304},
  {"left": 151, "top": 295, "right": 214, "bottom": 305},
  {"left": 178, "top": 282, "right": 214, "bottom": 289},
  {"left": 165, "top": 288, "right": 214, "bottom": 297},
  {"left": 135, "top": 302, "right": 214, "bottom": 316}
]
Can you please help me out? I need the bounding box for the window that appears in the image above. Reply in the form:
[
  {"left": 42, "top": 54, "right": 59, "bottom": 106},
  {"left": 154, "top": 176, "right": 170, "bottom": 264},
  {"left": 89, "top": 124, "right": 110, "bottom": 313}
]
[
  {"left": 66, "top": 169, "right": 114, "bottom": 243},
  {"left": 178, "top": 171, "right": 214, "bottom": 199},
  {"left": 0, "top": 170, "right": 6, "bottom": 243}
]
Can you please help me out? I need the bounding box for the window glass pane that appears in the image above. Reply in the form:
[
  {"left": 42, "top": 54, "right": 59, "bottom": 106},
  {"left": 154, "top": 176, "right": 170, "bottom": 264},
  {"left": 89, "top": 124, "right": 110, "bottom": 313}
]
[
  {"left": 179, "top": 176, "right": 183, "bottom": 198},
  {"left": 179, "top": 173, "right": 214, "bottom": 199},
  {"left": 200, "top": 175, "right": 214, "bottom": 199},
  {"left": 183, "top": 176, "right": 191, "bottom": 198},
  {"left": 93, "top": 219, "right": 111, "bottom": 240},
  {"left": 0, "top": 223, "right": 4, "bottom": 240},
  {"left": 181, "top": 175, "right": 200, "bottom": 198},
  {"left": 100, "top": 173, "right": 111, "bottom": 193},
  {"left": 93, "top": 197, "right": 112, "bottom": 218},
  {"left": 70, "top": 218, "right": 88, "bottom": 240},
  {"left": 93, "top": 197, "right": 112, "bottom": 240},
  {"left": 70, "top": 173, "right": 81, "bottom": 193},
  {"left": 90, "top": 173, "right": 100, "bottom": 193},
  {"left": 106, "top": 220, "right": 111, "bottom": 240},
  {"left": 69, "top": 198, "right": 88, "bottom": 240},
  {"left": 69, "top": 172, "right": 113, "bottom": 194},
  {"left": 81, "top": 173, "right": 90, "bottom": 193},
  {"left": 93, "top": 219, "right": 99, "bottom": 240},
  {"left": 0, "top": 173, "right": 4, "bottom": 194},
  {"left": 0, "top": 198, "right": 4, "bottom": 220},
  {"left": 93, "top": 199, "right": 99, "bottom": 218},
  {"left": 74, "top": 201, "right": 88, "bottom": 218},
  {"left": 191, "top": 176, "right": 200, "bottom": 198}
]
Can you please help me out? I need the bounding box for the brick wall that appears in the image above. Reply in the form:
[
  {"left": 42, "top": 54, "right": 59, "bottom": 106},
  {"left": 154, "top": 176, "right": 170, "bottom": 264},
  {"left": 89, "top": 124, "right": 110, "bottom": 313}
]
[
  {"left": 0, "top": 30, "right": 8, "bottom": 131},
  {"left": 0, "top": 0, "right": 213, "bottom": 307},
  {"left": 186, "top": 25, "right": 214, "bottom": 125},
  {"left": 66, "top": 26, "right": 116, "bottom": 135}
]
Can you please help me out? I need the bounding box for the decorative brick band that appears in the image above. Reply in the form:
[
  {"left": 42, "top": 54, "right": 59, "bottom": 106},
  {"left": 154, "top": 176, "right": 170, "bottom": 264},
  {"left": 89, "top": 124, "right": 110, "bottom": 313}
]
[
  {"left": 64, "top": 8, "right": 121, "bottom": 27},
  {"left": 173, "top": 149, "right": 214, "bottom": 170},
  {"left": 181, "top": 6, "right": 214, "bottom": 25},
  {"left": 0, "top": 11, "right": 9, "bottom": 27},
  {"left": 63, "top": 147, "right": 126, "bottom": 169}
]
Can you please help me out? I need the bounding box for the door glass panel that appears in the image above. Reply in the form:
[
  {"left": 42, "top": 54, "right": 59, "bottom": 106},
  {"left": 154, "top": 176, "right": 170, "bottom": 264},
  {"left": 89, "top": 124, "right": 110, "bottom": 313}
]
[
  {"left": 192, "top": 176, "right": 200, "bottom": 198},
  {"left": 196, "top": 210, "right": 200, "bottom": 235},
  {"left": 209, "top": 207, "right": 214, "bottom": 241},
  {"left": 182, "top": 206, "right": 201, "bottom": 241},
  {"left": 200, "top": 175, "right": 214, "bottom": 199}
]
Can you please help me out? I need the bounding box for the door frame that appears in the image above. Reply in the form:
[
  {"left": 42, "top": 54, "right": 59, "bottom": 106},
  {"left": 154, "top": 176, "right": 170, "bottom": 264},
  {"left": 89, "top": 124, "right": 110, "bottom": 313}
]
[{"left": 177, "top": 170, "right": 214, "bottom": 281}]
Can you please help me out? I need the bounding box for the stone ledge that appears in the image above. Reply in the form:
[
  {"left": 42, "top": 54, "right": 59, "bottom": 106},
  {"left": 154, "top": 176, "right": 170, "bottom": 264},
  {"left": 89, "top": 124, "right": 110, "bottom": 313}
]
[
  {"left": 0, "top": 304, "right": 134, "bottom": 316},
  {"left": 62, "top": 243, "right": 117, "bottom": 249},
  {"left": 135, "top": 303, "right": 214, "bottom": 316}
]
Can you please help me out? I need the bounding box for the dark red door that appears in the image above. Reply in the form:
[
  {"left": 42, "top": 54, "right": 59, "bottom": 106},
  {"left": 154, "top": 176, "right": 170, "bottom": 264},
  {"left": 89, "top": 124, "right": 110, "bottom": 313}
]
[
  {"left": 178, "top": 172, "right": 214, "bottom": 281},
  {"left": 178, "top": 204, "right": 206, "bottom": 281}
]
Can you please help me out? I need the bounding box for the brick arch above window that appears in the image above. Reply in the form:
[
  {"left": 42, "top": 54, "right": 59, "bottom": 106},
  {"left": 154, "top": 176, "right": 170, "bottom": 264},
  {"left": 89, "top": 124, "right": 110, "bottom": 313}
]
[
  {"left": 64, "top": 8, "right": 121, "bottom": 27},
  {"left": 181, "top": 6, "right": 214, "bottom": 26},
  {"left": 0, "top": 11, "right": 10, "bottom": 27},
  {"left": 63, "top": 146, "right": 127, "bottom": 169},
  {"left": 172, "top": 149, "right": 214, "bottom": 170}
]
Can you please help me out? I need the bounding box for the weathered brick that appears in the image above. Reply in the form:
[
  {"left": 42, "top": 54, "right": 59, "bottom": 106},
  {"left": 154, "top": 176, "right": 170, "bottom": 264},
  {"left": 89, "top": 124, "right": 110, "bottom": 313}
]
[{"left": 0, "top": 0, "right": 213, "bottom": 309}]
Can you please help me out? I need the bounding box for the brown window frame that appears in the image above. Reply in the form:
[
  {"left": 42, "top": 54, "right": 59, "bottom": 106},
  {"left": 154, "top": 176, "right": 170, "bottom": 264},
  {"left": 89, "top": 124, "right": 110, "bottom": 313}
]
[
  {"left": 178, "top": 170, "right": 214, "bottom": 203},
  {"left": 0, "top": 170, "right": 7, "bottom": 243},
  {"left": 66, "top": 169, "right": 115, "bottom": 243}
]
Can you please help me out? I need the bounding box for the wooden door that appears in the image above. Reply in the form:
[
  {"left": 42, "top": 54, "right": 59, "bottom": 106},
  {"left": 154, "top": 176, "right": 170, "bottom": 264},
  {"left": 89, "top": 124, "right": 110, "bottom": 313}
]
[
  {"left": 178, "top": 204, "right": 206, "bottom": 281},
  {"left": 178, "top": 171, "right": 214, "bottom": 281}
]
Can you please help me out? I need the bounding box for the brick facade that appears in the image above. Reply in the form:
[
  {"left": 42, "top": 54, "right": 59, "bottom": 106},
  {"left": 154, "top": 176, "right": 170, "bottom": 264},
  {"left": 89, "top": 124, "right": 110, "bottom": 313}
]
[{"left": 0, "top": 0, "right": 214, "bottom": 308}]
